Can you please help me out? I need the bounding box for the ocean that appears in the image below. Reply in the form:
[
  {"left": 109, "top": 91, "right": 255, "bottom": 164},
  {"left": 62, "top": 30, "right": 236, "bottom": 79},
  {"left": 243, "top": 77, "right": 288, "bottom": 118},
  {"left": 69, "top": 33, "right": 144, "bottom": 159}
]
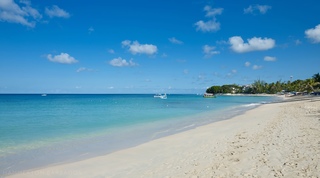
[{"left": 0, "top": 94, "right": 281, "bottom": 175}]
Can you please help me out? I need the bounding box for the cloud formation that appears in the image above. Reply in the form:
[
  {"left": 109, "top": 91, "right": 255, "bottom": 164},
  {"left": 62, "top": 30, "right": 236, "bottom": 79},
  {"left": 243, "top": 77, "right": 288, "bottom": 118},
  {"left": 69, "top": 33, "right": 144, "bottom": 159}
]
[
  {"left": 244, "top": 4, "right": 271, "bottom": 14},
  {"left": 47, "top": 53, "right": 78, "bottom": 64},
  {"left": 203, "top": 45, "right": 220, "bottom": 58},
  {"left": 0, "top": 0, "right": 42, "bottom": 27},
  {"left": 305, "top": 24, "right": 320, "bottom": 43},
  {"left": 168, "top": 37, "right": 183, "bottom": 44},
  {"left": 229, "top": 36, "right": 275, "bottom": 53},
  {"left": 245, "top": 61, "right": 251, "bottom": 67},
  {"left": 108, "top": 49, "right": 115, "bottom": 54},
  {"left": 88, "top": 26, "right": 94, "bottom": 33},
  {"left": 252, "top": 65, "right": 262, "bottom": 70},
  {"left": 76, "top": 67, "right": 96, "bottom": 72},
  {"left": 264, "top": 56, "right": 276, "bottom": 61},
  {"left": 195, "top": 5, "right": 223, "bottom": 32},
  {"left": 122, "top": 40, "right": 157, "bottom": 55},
  {"left": 45, "top": 5, "right": 70, "bottom": 18},
  {"left": 109, "top": 57, "right": 137, "bottom": 67}
]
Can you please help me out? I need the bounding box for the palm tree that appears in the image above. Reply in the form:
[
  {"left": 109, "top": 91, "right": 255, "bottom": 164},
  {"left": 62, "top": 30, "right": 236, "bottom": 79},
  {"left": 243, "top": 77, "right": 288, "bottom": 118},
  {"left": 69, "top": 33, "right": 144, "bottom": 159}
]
[
  {"left": 252, "top": 79, "right": 267, "bottom": 93},
  {"left": 304, "top": 78, "right": 320, "bottom": 92},
  {"left": 291, "top": 80, "right": 304, "bottom": 92},
  {"left": 275, "top": 80, "right": 283, "bottom": 93},
  {"left": 312, "top": 73, "right": 320, "bottom": 82},
  {"left": 268, "top": 82, "right": 276, "bottom": 94}
]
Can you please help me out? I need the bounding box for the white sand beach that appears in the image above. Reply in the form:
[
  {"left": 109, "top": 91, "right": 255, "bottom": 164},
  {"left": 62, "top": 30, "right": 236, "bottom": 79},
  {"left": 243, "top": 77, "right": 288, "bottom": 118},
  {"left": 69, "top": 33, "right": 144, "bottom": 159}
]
[{"left": 8, "top": 98, "right": 320, "bottom": 178}]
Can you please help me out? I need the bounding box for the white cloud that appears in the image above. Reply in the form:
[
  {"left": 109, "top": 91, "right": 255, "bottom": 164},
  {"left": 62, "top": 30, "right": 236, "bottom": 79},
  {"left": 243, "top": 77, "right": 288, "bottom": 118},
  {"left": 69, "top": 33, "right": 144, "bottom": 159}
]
[
  {"left": 183, "top": 69, "right": 189, "bottom": 74},
  {"left": 0, "top": 0, "right": 41, "bottom": 27},
  {"left": 168, "top": 37, "right": 183, "bottom": 44},
  {"left": 244, "top": 4, "right": 271, "bottom": 14},
  {"left": 229, "top": 36, "right": 275, "bottom": 53},
  {"left": 216, "top": 40, "right": 228, "bottom": 45},
  {"left": 109, "top": 57, "right": 138, "bottom": 67},
  {"left": 295, "top": 39, "right": 302, "bottom": 45},
  {"left": 19, "top": 0, "right": 30, "bottom": 6},
  {"left": 88, "top": 26, "right": 94, "bottom": 33},
  {"left": 264, "top": 56, "right": 276, "bottom": 61},
  {"left": 203, "top": 45, "right": 220, "bottom": 58},
  {"left": 47, "top": 53, "right": 78, "bottom": 64},
  {"left": 195, "top": 5, "right": 223, "bottom": 32},
  {"left": 76, "top": 67, "right": 95, "bottom": 72},
  {"left": 76, "top": 67, "right": 86, "bottom": 72},
  {"left": 245, "top": 61, "right": 251, "bottom": 67},
  {"left": 195, "top": 20, "right": 220, "bottom": 32},
  {"left": 108, "top": 49, "right": 115, "bottom": 54},
  {"left": 226, "top": 69, "right": 237, "bottom": 78},
  {"left": 252, "top": 65, "right": 262, "bottom": 70},
  {"left": 121, "top": 40, "right": 131, "bottom": 47},
  {"left": 197, "top": 74, "right": 206, "bottom": 81},
  {"left": 305, "top": 24, "right": 320, "bottom": 43},
  {"left": 204, "top": 5, "right": 223, "bottom": 17},
  {"left": 45, "top": 5, "right": 70, "bottom": 18},
  {"left": 122, "top": 40, "right": 157, "bottom": 55}
]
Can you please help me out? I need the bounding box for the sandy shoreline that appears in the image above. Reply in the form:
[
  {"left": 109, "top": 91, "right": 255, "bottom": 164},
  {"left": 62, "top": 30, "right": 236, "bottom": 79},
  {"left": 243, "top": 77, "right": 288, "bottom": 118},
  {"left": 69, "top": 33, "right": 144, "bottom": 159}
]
[{"left": 7, "top": 97, "right": 320, "bottom": 177}]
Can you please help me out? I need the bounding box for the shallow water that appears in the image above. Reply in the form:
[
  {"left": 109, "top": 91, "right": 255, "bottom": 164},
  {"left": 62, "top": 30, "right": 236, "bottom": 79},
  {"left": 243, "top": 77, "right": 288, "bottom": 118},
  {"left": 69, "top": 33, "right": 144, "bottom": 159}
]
[{"left": 0, "top": 94, "right": 281, "bottom": 175}]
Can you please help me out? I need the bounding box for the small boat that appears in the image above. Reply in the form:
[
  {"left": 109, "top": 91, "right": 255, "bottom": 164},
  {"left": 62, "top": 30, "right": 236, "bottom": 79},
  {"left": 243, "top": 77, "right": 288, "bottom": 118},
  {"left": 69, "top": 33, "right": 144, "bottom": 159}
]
[
  {"left": 41, "top": 94, "right": 47, "bottom": 97},
  {"left": 203, "top": 93, "right": 216, "bottom": 98},
  {"left": 154, "top": 94, "right": 167, "bottom": 99}
]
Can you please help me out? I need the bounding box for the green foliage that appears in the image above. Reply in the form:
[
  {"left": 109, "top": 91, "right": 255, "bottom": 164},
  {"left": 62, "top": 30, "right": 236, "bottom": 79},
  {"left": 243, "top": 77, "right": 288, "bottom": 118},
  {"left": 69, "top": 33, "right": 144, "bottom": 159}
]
[
  {"left": 313, "top": 73, "right": 320, "bottom": 82},
  {"left": 252, "top": 79, "right": 267, "bottom": 94},
  {"left": 206, "top": 86, "right": 221, "bottom": 94},
  {"left": 205, "top": 73, "right": 320, "bottom": 94},
  {"left": 206, "top": 84, "right": 242, "bottom": 94}
]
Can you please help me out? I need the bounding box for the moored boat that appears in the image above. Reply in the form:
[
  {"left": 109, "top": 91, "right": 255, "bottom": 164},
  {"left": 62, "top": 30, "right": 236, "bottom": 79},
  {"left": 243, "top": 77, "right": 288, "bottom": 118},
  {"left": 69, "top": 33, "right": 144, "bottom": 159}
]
[{"left": 203, "top": 93, "right": 216, "bottom": 98}]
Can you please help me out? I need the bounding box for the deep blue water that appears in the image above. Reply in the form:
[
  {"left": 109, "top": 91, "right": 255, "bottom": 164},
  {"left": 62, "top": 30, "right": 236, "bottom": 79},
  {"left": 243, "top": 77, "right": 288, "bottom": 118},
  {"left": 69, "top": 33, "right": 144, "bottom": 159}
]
[{"left": 0, "top": 94, "right": 281, "bottom": 175}]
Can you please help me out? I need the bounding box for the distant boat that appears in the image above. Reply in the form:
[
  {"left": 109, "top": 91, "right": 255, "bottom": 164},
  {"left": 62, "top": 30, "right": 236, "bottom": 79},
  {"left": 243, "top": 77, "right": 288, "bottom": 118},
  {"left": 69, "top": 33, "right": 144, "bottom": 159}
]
[
  {"left": 154, "top": 94, "right": 167, "bottom": 99},
  {"left": 203, "top": 93, "right": 216, "bottom": 98},
  {"left": 41, "top": 94, "right": 47, "bottom": 97}
]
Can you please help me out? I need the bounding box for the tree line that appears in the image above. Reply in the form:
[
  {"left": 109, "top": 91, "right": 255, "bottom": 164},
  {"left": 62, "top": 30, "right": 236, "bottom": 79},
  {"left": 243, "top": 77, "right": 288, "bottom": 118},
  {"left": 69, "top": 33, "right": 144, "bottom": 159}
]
[{"left": 206, "top": 73, "right": 320, "bottom": 94}]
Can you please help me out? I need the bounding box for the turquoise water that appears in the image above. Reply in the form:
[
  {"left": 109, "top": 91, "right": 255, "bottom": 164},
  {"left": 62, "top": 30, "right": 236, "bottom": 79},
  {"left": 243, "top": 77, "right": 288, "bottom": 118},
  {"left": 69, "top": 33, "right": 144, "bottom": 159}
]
[{"left": 0, "top": 94, "right": 280, "bottom": 175}]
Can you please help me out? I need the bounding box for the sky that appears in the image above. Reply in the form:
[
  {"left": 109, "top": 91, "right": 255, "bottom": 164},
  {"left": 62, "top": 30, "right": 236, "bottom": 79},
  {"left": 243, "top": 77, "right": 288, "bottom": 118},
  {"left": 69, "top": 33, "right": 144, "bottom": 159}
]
[{"left": 0, "top": 0, "right": 320, "bottom": 94}]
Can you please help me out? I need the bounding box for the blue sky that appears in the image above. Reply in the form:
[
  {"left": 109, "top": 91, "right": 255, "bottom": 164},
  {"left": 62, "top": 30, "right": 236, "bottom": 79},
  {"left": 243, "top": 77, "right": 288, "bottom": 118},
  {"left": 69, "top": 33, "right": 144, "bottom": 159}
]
[{"left": 0, "top": 0, "right": 319, "bottom": 94}]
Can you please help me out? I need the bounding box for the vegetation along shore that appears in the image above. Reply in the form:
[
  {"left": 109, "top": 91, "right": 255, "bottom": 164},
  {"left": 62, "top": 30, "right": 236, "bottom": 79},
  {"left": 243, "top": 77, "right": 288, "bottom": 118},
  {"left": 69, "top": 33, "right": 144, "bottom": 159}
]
[{"left": 206, "top": 73, "right": 320, "bottom": 96}]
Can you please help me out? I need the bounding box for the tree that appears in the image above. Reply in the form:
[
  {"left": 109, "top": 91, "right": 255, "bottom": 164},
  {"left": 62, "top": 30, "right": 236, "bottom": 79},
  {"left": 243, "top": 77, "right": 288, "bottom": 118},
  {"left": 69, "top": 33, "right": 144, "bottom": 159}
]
[
  {"left": 252, "top": 79, "right": 267, "bottom": 94},
  {"left": 204, "top": 72, "right": 320, "bottom": 94},
  {"left": 291, "top": 79, "right": 304, "bottom": 92},
  {"left": 268, "top": 82, "right": 277, "bottom": 94},
  {"left": 275, "top": 80, "right": 283, "bottom": 93},
  {"left": 206, "top": 86, "right": 221, "bottom": 94},
  {"left": 312, "top": 73, "right": 320, "bottom": 90},
  {"left": 304, "top": 78, "right": 320, "bottom": 92},
  {"left": 312, "top": 73, "right": 320, "bottom": 82}
]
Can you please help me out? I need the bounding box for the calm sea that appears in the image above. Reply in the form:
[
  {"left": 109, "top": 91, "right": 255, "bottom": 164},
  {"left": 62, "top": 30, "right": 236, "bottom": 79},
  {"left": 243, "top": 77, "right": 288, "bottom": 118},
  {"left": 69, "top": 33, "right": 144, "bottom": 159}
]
[{"left": 0, "top": 94, "right": 281, "bottom": 175}]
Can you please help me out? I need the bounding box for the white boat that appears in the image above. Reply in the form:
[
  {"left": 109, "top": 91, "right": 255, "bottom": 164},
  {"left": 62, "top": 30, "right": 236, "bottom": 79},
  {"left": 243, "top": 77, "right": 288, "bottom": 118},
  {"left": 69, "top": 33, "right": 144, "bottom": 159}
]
[
  {"left": 203, "top": 93, "right": 216, "bottom": 98},
  {"left": 41, "top": 94, "right": 47, "bottom": 97},
  {"left": 154, "top": 94, "right": 167, "bottom": 99}
]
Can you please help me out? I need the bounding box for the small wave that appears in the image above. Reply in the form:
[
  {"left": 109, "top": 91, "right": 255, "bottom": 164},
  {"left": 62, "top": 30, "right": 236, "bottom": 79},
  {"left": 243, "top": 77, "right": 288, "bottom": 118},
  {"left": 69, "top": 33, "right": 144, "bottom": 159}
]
[
  {"left": 261, "top": 101, "right": 271, "bottom": 104},
  {"left": 175, "top": 124, "right": 195, "bottom": 131},
  {"left": 242, "top": 103, "right": 261, "bottom": 107},
  {"left": 151, "top": 129, "right": 171, "bottom": 139}
]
